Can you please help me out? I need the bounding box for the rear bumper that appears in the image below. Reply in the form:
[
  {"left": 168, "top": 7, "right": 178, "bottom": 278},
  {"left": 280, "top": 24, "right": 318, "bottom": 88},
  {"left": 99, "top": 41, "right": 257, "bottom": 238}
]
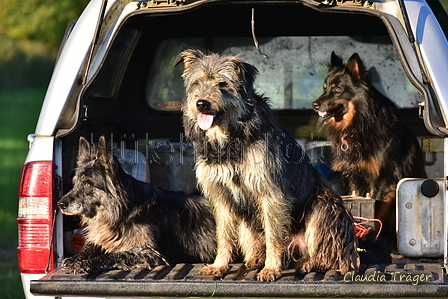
[{"left": 31, "top": 262, "right": 447, "bottom": 298}]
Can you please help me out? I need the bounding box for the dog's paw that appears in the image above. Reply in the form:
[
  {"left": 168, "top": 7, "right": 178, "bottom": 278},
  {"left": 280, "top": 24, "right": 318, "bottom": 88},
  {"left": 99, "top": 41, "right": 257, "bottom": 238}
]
[
  {"left": 114, "top": 263, "right": 134, "bottom": 272},
  {"left": 256, "top": 267, "right": 282, "bottom": 282},
  {"left": 295, "top": 261, "right": 314, "bottom": 274},
  {"left": 244, "top": 256, "right": 264, "bottom": 268},
  {"left": 200, "top": 265, "right": 229, "bottom": 278},
  {"left": 62, "top": 257, "right": 91, "bottom": 274}
]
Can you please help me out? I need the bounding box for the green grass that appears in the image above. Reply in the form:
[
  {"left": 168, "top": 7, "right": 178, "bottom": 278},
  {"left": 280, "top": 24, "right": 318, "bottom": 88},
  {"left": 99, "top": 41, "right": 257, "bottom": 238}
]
[
  {"left": 0, "top": 251, "right": 26, "bottom": 299},
  {"left": 0, "top": 86, "right": 47, "bottom": 299}
]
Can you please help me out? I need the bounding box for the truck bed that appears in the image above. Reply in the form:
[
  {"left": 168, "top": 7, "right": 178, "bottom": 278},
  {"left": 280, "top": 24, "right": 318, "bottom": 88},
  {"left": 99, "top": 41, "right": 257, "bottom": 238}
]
[{"left": 31, "top": 258, "right": 448, "bottom": 298}]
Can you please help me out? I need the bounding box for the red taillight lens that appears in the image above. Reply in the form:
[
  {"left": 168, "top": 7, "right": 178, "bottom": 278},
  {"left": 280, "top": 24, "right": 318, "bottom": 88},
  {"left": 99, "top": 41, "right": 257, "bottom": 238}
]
[
  {"left": 19, "top": 162, "right": 53, "bottom": 198},
  {"left": 17, "top": 161, "right": 54, "bottom": 273}
]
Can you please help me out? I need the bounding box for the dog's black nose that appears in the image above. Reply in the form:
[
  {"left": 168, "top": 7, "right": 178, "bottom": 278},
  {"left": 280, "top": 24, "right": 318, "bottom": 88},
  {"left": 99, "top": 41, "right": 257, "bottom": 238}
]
[
  {"left": 196, "top": 100, "right": 211, "bottom": 112},
  {"left": 312, "top": 102, "right": 320, "bottom": 111},
  {"left": 57, "top": 200, "right": 68, "bottom": 210}
]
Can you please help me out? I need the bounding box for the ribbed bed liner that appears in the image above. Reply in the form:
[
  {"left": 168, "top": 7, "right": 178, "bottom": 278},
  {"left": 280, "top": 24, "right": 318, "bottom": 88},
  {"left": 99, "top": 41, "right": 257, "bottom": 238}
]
[{"left": 31, "top": 261, "right": 448, "bottom": 297}]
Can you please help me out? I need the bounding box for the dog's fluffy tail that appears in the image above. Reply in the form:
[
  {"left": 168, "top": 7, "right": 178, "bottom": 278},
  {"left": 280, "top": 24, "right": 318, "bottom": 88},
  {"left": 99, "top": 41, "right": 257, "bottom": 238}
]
[{"left": 299, "top": 190, "right": 360, "bottom": 274}]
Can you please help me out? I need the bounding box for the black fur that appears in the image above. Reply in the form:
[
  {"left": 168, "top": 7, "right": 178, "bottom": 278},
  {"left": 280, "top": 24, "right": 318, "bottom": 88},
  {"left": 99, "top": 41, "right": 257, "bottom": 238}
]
[
  {"left": 58, "top": 136, "right": 216, "bottom": 273},
  {"left": 312, "top": 52, "right": 427, "bottom": 239}
]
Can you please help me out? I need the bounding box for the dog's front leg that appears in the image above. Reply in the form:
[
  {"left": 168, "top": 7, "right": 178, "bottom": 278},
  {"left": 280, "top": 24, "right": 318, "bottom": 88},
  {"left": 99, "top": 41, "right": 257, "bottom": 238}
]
[
  {"left": 201, "top": 196, "right": 235, "bottom": 278},
  {"left": 88, "top": 247, "right": 169, "bottom": 272},
  {"left": 61, "top": 243, "right": 102, "bottom": 273},
  {"left": 239, "top": 221, "right": 265, "bottom": 268},
  {"left": 256, "top": 192, "right": 290, "bottom": 282}
]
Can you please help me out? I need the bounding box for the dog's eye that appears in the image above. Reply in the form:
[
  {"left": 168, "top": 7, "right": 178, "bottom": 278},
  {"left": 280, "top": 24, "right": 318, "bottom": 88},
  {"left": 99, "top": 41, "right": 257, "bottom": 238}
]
[
  {"left": 323, "top": 84, "right": 327, "bottom": 90},
  {"left": 333, "top": 87, "right": 342, "bottom": 93},
  {"left": 84, "top": 182, "right": 92, "bottom": 187},
  {"left": 219, "top": 81, "right": 228, "bottom": 88}
]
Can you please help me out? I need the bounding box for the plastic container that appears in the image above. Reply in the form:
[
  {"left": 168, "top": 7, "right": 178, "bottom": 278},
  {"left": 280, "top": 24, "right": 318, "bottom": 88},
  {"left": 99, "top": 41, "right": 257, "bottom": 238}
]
[{"left": 397, "top": 178, "right": 444, "bottom": 258}]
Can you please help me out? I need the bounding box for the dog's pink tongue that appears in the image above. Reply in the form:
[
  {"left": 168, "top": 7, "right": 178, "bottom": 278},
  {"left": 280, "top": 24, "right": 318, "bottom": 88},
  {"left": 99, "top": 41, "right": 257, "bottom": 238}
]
[{"left": 198, "top": 113, "right": 215, "bottom": 130}]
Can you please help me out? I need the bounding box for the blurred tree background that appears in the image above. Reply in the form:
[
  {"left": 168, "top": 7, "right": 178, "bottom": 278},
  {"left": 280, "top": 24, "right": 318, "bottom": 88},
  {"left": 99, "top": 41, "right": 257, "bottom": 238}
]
[
  {"left": 0, "top": 0, "right": 90, "bottom": 89},
  {"left": 0, "top": 1, "right": 89, "bottom": 298}
]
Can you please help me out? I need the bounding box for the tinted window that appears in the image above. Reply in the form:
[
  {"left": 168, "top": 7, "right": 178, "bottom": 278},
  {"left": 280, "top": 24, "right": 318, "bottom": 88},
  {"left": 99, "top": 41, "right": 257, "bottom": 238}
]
[{"left": 146, "top": 36, "right": 422, "bottom": 111}]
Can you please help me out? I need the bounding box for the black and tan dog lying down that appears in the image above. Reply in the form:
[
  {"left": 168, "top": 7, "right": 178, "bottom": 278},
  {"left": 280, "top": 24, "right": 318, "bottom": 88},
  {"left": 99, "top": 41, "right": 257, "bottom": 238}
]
[{"left": 58, "top": 136, "right": 216, "bottom": 273}]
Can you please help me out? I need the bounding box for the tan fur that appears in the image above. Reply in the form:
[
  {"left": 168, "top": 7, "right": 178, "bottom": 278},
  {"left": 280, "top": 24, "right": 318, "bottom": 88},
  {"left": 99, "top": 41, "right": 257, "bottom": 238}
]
[
  {"left": 334, "top": 156, "right": 381, "bottom": 179},
  {"left": 238, "top": 221, "right": 265, "bottom": 267},
  {"left": 326, "top": 100, "right": 356, "bottom": 131},
  {"left": 356, "top": 158, "right": 381, "bottom": 180},
  {"left": 333, "top": 156, "right": 382, "bottom": 198},
  {"left": 196, "top": 145, "right": 292, "bottom": 276},
  {"left": 82, "top": 218, "right": 151, "bottom": 254}
]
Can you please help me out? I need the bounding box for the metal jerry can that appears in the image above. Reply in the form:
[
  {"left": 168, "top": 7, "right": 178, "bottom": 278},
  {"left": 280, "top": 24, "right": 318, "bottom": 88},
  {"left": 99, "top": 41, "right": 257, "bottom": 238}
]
[{"left": 397, "top": 178, "right": 444, "bottom": 258}]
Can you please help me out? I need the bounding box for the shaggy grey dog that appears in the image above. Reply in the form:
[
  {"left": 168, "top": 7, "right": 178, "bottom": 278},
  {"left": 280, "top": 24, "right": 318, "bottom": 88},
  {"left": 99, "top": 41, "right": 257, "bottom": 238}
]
[{"left": 175, "top": 49, "right": 359, "bottom": 282}]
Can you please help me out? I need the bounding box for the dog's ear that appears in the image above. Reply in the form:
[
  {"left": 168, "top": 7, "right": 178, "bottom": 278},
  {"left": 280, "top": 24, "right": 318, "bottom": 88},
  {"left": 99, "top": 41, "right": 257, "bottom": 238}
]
[
  {"left": 174, "top": 49, "right": 205, "bottom": 72},
  {"left": 77, "top": 137, "right": 92, "bottom": 166},
  {"left": 95, "top": 136, "right": 121, "bottom": 198},
  {"left": 330, "top": 51, "right": 343, "bottom": 67},
  {"left": 98, "top": 135, "right": 107, "bottom": 149},
  {"left": 232, "top": 58, "right": 259, "bottom": 91},
  {"left": 346, "top": 53, "right": 366, "bottom": 80},
  {"left": 96, "top": 136, "right": 112, "bottom": 165}
]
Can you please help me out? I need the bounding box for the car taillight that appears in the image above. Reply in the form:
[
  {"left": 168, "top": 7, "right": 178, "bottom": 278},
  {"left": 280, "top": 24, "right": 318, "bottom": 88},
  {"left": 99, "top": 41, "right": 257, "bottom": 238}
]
[{"left": 17, "top": 161, "right": 54, "bottom": 273}]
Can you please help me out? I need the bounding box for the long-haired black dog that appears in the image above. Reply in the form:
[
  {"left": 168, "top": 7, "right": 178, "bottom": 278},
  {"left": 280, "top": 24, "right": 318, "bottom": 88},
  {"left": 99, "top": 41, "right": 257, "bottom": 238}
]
[
  {"left": 175, "top": 49, "right": 359, "bottom": 282},
  {"left": 312, "top": 52, "right": 427, "bottom": 240},
  {"left": 57, "top": 136, "right": 216, "bottom": 273}
]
